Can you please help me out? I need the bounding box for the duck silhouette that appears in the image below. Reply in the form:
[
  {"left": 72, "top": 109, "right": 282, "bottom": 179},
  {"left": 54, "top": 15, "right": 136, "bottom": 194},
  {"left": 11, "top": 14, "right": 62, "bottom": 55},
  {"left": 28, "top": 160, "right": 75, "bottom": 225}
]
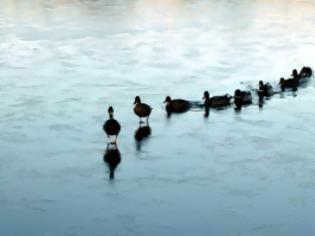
[
  {"left": 103, "top": 143, "right": 121, "bottom": 179},
  {"left": 280, "top": 67, "right": 313, "bottom": 91},
  {"left": 164, "top": 96, "right": 190, "bottom": 116},
  {"left": 133, "top": 96, "right": 152, "bottom": 124},
  {"left": 258, "top": 81, "right": 273, "bottom": 97},
  {"left": 103, "top": 106, "right": 121, "bottom": 144},
  {"left": 257, "top": 81, "right": 273, "bottom": 108},
  {"left": 279, "top": 77, "right": 298, "bottom": 91},
  {"left": 234, "top": 89, "right": 252, "bottom": 110},
  {"left": 299, "top": 66, "right": 313, "bottom": 78},
  {"left": 203, "top": 91, "right": 231, "bottom": 108},
  {"left": 298, "top": 67, "right": 313, "bottom": 84}
]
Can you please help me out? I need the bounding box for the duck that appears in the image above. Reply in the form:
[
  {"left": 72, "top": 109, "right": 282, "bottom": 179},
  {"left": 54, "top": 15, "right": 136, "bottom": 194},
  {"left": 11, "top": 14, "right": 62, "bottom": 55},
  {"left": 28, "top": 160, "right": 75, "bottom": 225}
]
[
  {"left": 203, "top": 91, "right": 231, "bottom": 108},
  {"left": 258, "top": 81, "right": 273, "bottom": 97},
  {"left": 103, "top": 106, "right": 121, "bottom": 143},
  {"left": 299, "top": 66, "right": 313, "bottom": 79},
  {"left": 133, "top": 96, "right": 152, "bottom": 123},
  {"left": 164, "top": 96, "right": 190, "bottom": 115},
  {"left": 234, "top": 89, "right": 252, "bottom": 109},
  {"left": 279, "top": 77, "right": 298, "bottom": 91}
]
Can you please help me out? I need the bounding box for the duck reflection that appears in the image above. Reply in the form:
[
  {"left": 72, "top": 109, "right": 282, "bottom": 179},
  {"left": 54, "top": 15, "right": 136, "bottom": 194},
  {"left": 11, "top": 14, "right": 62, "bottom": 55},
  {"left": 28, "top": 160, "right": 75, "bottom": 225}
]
[
  {"left": 258, "top": 95, "right": 264, "bottom": 108},
  {"left": 103, "top": 143, "right": 121, "bottom": 180},
  {"left": 204, "top": 106, "right": 210, "bottom": 117},
  {"left": 135, "top": 123, "right": 151, "bottom": 150}
]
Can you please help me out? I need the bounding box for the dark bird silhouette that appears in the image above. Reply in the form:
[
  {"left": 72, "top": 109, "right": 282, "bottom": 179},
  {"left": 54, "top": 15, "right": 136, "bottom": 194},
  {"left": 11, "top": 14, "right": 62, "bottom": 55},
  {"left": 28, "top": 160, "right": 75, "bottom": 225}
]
[
  {"left": 279, "top": 77, "right": 298, "bottom": 91},
  {"left": 103, "top": 143, "right": 121, "bottom": 179},
  {"left": 203, "top": 91, "right": 231, "bottom": 108},
  {"left": 133, "top": 96, "right": 152, "bottom": 124},
  {"left": 164, "top": 96, "right": 190, "bottom": 116},
  {"left": 280, "top": 67, "right": 313, "bottom": 91},
  {"left": 103, "top": 106, "right": 121, "bottom": 144},
  {"left": 298, "top": 66, "right": 313, "bottom": 84},
  {"left": 234, "top": 89, "right": 252, "bottom": 110},
  {"left": 258, "top": 81, "right": 273, "bottom": 97},
  {"left": 299, "top": 66, "right": 313, "bottom": 78}
]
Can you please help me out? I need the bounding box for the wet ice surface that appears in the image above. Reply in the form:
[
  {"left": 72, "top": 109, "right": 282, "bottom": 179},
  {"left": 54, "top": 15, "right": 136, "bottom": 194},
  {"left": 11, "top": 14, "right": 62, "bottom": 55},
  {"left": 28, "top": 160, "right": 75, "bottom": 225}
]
[{"left": 1, "top": 0, "right": 315, "bottom": 235}]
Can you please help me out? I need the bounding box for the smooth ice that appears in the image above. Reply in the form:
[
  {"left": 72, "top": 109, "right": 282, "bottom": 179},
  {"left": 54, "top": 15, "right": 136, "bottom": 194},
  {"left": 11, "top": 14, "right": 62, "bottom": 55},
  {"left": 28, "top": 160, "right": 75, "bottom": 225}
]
[{"left": 0, "top": 0, "right": 315, "bottom": 235}]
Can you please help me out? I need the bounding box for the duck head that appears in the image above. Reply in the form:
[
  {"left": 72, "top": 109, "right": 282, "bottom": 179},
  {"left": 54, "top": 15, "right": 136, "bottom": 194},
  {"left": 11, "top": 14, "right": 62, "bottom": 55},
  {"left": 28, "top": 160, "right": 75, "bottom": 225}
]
[
  {"left": 203, "top": 91, "right": 210, "bottom": 100},
  {"left": 163, "top": 96, "right": 172, "bottom": 104},
  {"left": 134, "top": 96, "right": 141, "bottom": 105},
  {"left": 292, "top": 69, "right": 298, "bottom": 78},
  {"left": 259, "top": 80, "right": 264, "bottom": 87},
  {"left": 279, "top": 77, "right": 285, "bottom": 85},
  {"left": 108, "top": 106, "right": 114, "bottom": 118}
]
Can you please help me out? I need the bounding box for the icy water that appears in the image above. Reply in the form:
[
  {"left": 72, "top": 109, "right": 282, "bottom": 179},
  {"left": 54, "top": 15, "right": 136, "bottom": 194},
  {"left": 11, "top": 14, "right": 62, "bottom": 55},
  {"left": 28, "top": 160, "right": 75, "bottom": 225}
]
[{"left": 1, "top": 0, "right": 315, "bottom": 235}]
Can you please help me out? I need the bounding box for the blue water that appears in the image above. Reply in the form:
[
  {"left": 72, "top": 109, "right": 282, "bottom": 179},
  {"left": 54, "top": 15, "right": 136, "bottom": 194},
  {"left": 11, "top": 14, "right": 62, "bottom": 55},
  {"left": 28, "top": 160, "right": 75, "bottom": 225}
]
[{"left": 0, "top": 0, "right": 315, "bottom": 235}]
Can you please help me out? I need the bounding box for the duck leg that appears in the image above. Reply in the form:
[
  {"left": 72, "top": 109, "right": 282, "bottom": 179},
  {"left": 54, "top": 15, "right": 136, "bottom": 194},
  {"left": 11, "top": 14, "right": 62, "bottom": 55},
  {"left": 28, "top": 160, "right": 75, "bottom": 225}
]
[
  {"left": 108, "top": 135, "right": 113, "bottom": 144},
  {"left": 113, "top": 135, "right": 118, "bottom": 145}
]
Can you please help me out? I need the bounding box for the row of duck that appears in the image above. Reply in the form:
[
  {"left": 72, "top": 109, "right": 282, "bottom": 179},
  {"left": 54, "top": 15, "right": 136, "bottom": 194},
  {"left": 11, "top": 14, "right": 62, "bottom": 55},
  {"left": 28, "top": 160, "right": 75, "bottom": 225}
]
[
  {"left": 104, "top": 66, "right": 313, "bottom": 142},
  {"left": 103, "top": 66, "right": 313, "bottom": 179}
]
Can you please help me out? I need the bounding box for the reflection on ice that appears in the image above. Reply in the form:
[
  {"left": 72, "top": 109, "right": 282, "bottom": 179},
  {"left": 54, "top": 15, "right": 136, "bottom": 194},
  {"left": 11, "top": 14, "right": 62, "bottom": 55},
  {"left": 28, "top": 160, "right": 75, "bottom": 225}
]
[
  {"left": 103, "top": 143, "right": 121, "bottom": 179},
  {"left": 135, "top": 123, "right": 152, "bottom": 151},
  {"left": 1, "top": 0, "right": 315, "bottom": 236}
]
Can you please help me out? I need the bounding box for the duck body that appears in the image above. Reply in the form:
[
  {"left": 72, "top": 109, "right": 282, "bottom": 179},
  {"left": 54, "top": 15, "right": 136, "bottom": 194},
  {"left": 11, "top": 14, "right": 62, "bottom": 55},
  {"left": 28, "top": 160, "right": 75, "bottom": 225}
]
[
  {"left": 103, "top": 119, "right": 121, "bottom": 136},
  {"left": 234, "top": 90, "right": 252, "bottom": 109},
  {"left": 133, "top": 96, "right": 152, "bottom": 122},
  {"left": 258, "top": 81, "right": 273, "bottom": 97},
  {"left": 279, "top": 77, "right": 299, "bottom": 91},
  {"left": 299, "top": 67, "right": 313, "bottom": 84},
  {"left": 103, "top": 107, "right": 121, "bottom": 142},
  {"left": 134, "top": 103, "right": 152, "bottom": 118},
  {"left": 164, "top": 96, "right": 190, "bottom": 114},
  {"left": 208, "top": 95, "right": 231, "bottom": 108},
  {"left": 203, "top": 91, "right": 231, "bottom": 108},
  {"left": 299, "top": 67, "right": 312, "bottom": 78},
  {"left": 234, "top": 90, "right": 252, "bottom": 104}
]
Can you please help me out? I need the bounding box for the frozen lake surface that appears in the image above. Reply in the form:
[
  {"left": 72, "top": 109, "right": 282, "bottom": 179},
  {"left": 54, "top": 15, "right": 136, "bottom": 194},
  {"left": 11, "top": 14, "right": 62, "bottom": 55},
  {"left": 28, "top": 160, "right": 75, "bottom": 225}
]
[{"left": 0, "top": 0, "right": 315, "bottom": 235}]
